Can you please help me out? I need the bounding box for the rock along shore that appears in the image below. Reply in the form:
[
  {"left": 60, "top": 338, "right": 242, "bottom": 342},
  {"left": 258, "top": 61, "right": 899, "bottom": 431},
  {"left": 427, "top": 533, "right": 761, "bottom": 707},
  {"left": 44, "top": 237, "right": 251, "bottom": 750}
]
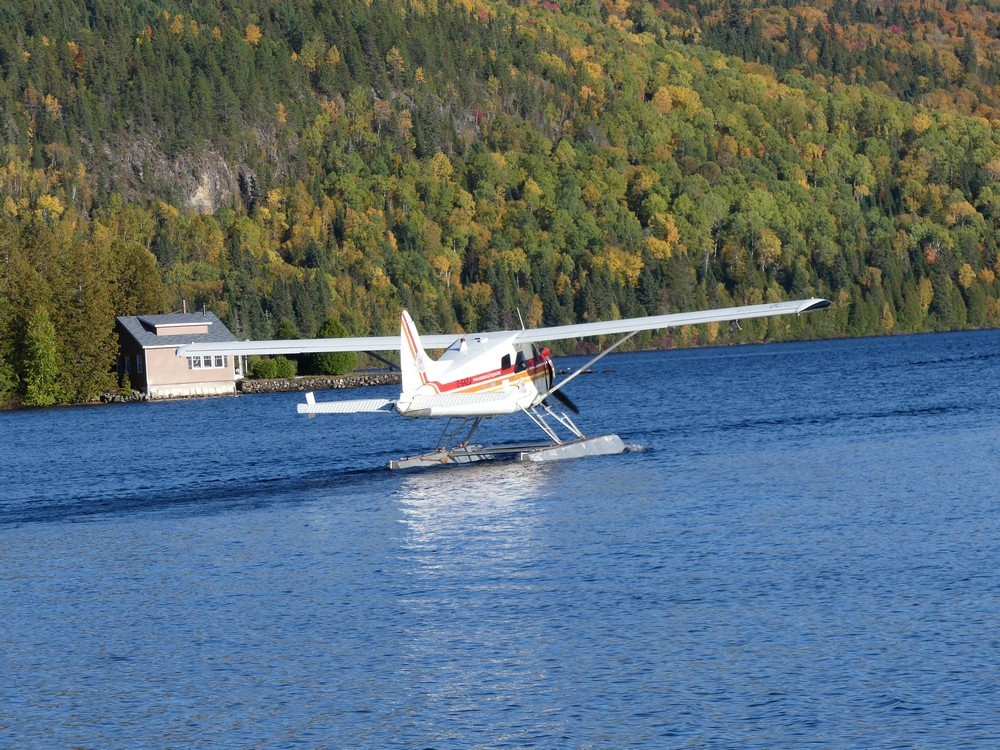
[{"left": 237, "top": 372, "right": 401, "bottom": 394}]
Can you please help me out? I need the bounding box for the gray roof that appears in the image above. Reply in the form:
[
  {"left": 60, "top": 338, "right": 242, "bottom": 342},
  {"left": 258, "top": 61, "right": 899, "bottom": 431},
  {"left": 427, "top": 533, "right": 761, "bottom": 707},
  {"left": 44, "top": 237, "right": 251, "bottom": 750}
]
[{"left": 116, "top": 311, "right": 239, "bottom": 349}]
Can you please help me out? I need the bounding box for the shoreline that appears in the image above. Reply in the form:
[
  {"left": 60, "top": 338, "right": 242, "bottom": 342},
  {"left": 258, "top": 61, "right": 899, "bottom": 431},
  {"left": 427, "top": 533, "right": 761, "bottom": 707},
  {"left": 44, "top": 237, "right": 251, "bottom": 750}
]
[
  {"left": 7, "top": 327, "right": 998, "bottom": 411},
  {"left": 0, "top": 372, "right": 402, "bottom": 411}
]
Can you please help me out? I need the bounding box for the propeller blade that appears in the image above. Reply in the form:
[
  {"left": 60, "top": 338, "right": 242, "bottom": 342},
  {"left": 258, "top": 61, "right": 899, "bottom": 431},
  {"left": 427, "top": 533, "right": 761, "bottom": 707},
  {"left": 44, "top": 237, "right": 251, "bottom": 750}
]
[
  {"left": 535, "top": 342, "right": 577, "bottom": 413},
  {"left": 550, "top": 387, "right": 580, "bottom": 415}
]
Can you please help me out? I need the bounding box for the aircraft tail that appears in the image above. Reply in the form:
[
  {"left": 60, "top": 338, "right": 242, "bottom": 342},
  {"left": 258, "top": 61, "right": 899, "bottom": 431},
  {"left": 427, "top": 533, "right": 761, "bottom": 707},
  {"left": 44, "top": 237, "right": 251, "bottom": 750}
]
[{"left": 400, "top": 310, "right": 433, "bottom": 395}]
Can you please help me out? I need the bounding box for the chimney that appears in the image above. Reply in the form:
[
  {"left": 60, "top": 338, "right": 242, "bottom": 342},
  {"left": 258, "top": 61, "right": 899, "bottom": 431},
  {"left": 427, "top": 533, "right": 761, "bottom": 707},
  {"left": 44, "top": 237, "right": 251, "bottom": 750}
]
[{"left": 182, "top": 299, "right": 188, "bottom": 314}]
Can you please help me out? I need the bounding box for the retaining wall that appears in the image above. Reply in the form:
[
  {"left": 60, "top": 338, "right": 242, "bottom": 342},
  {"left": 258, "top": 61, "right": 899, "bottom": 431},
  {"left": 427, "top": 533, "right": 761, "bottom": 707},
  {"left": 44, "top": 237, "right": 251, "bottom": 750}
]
[{"left": 237, "top": 372, "right": 401, "bottom": 394}]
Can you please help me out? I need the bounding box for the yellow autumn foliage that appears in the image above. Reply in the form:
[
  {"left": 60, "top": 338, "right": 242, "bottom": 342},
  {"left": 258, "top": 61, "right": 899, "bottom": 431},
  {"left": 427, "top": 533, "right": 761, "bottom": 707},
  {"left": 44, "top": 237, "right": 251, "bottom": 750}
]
[
  {"left": 705, "top": 320, "right": 720, "bottom": 343},
  {"left": 958, "top": 263, "right": 977, "bottom": 289},
  {"left": 644, "top": 236, "right": 673, "bottom": 261},
  {"left": 43, "top": 94, "right": 62, "bottom": 118},
  {"left": 911, "top": 113, "right": 933, "bottom": 133},
  {"left": 35, "top": 194, "right": 65, "bottom": 218},
  {"left": 538, "top": 52, "right": 567, "bottom": 77},
  {"left": 651, "top": 86, "right": 702, "bottom": 116},
  {"left": 430, "top": 152, "right": 453, "bottom": 180},
  {"left": 918, "top": 277, "right": 934, "bottom": 313},
  {"left": 594, "top": 247, "right": 643, "bottom": 286},
  {"left": 244, "top": 24, "right": 262, "bottom": 46},
  {"left": 882, "top": 302, "right": 895, "bottom": 333}
]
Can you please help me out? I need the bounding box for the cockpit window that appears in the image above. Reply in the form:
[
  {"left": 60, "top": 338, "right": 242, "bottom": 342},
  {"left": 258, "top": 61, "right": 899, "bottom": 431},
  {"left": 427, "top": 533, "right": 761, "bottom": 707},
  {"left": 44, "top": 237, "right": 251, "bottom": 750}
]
[{"left": 514, "top": 351, "right": 526, "bottom": 372}]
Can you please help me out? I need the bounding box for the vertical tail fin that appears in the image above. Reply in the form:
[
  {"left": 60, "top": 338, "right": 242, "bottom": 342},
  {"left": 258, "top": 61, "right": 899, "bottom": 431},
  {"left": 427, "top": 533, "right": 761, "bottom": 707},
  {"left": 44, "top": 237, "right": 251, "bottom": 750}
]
[{"left": 400, "top": 310, "right": 430, "bottom": 394}]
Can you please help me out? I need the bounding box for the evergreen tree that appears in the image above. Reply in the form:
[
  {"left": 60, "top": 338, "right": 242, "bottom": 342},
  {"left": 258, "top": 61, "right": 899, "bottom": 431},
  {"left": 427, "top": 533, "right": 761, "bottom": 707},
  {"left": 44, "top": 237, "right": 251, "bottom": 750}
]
[
  {"left": 22, "top": 307, "right": 61, "bottom": 407},
  {"left": 307, "top": 319, "right": 358, "bottom": 375},
  {"left": 0, "top": 348, "right": 16, "bottom": 404}
]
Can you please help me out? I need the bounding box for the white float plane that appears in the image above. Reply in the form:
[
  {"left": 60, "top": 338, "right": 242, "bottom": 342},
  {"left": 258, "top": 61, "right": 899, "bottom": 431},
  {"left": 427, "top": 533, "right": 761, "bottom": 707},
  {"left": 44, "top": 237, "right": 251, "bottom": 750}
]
[{"left": 179, "top": 298, "right": 829, "bottom": 468}]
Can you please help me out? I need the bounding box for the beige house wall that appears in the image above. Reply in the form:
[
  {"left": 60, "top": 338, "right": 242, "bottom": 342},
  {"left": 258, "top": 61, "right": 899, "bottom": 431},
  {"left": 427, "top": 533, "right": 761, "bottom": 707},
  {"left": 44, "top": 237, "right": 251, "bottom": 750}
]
[
  {"left": 145, "top": 348, "right": 235, "bottom": 387},
  {"left": 154, "top": 323, "right": 211, "bottom": 336}
]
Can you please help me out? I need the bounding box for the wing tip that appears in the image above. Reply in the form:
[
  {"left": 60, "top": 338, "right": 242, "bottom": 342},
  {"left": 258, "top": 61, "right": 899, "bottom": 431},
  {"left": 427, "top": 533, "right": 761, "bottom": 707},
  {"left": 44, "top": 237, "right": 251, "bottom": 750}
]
[{"left": 798, "top": 298, "right": 831, "bottom": 313}]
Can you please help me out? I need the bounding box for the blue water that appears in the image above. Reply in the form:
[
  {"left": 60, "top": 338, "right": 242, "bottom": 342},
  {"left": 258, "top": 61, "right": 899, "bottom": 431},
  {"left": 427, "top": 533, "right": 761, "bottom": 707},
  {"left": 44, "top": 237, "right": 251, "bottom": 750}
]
[{"left": 1, "top": 331, "right": 998, "bottom": 748}]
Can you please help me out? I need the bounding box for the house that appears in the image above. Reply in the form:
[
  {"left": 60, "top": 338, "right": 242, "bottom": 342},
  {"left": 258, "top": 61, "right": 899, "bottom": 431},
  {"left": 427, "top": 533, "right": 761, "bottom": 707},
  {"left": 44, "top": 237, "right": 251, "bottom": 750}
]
[{"left": 115, "top": 312, "right": 243, "bottom": 399}]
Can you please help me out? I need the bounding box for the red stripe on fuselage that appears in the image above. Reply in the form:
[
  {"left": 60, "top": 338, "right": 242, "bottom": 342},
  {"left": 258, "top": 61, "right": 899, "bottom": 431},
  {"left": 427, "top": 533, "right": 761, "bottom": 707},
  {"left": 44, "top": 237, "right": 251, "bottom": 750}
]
[{"left": 425, "top": 359, "right": 550, "bottom": 394}]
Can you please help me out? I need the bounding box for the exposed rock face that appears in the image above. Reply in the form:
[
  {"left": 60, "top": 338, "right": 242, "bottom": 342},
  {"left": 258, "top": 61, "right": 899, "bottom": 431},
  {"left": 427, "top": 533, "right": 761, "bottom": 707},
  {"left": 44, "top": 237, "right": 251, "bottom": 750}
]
[
  {"left": 237, "top": 373, "right": 401, "bottom": 394},
  {"left": 187, "top": 160, "right": 237, "bottom": 214},
  {"left": 114, "top": 138, "right": 239, "bottom": 214}
]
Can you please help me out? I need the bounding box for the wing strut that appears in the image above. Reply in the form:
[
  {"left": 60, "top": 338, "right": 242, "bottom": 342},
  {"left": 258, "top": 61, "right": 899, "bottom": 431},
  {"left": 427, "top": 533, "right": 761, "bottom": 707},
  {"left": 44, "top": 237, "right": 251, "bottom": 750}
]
[
  {"left": 364, "top": 351, "right": 399, "bottom": 371},
  {"left": 542, "top": 329, "right": 640, "bottom": 402}
]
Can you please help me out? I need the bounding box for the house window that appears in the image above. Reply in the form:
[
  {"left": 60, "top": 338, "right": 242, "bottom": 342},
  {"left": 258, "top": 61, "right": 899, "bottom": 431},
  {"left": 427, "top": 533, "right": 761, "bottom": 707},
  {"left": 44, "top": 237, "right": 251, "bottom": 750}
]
[
  {"left": 124, "top": 356, "right": 131, "bottom": 375},
  {"left": 136, "top": 356, "right": 143, "bottom": 374},
  {"left": 187, "top": 354, "right": 228, "bottom": 370}
]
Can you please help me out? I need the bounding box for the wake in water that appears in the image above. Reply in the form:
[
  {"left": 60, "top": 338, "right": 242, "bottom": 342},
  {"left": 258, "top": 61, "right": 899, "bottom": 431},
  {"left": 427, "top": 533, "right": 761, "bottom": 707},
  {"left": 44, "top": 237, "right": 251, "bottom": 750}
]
[{"left": 0, "top": 465, "right": 393, "bottom": 527}]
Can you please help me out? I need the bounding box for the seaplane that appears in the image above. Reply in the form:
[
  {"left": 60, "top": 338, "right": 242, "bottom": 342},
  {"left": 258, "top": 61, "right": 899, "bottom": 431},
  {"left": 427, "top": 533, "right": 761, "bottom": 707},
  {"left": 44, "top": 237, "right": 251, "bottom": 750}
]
[{"left": 178, "top": 298, "right": 829, "bottom": 469}]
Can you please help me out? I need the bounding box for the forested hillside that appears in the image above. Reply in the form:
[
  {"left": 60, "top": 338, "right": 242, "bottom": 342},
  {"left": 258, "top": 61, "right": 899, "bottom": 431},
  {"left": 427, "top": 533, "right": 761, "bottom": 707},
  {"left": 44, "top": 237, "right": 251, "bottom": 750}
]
[{"left": 1, "top": 0, "right": 998, "bottom": 405}]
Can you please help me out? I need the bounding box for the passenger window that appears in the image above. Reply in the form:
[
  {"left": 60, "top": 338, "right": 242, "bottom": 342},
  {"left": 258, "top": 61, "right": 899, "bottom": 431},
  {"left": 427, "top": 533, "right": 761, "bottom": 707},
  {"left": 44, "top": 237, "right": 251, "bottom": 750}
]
[{"left": 501, "top": 354, "right": 511, "bottom": 370}]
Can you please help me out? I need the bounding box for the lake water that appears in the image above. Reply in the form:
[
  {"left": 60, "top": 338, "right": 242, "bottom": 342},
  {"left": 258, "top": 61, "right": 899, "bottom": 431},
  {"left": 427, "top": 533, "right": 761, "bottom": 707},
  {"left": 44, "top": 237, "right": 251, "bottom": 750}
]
[{"left": 1, "top": 331, "right": 998, "bottom": 748}]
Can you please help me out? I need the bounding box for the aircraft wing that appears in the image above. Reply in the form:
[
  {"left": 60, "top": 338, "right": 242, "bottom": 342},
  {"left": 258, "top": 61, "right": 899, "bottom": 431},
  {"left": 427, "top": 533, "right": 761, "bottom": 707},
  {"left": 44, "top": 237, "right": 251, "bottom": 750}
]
[
  {"left": 177, "top": 297, "right": 828, "bottom": 356},
  {"left": 510, "top": 298, "right": 830, "bottom": 343}
]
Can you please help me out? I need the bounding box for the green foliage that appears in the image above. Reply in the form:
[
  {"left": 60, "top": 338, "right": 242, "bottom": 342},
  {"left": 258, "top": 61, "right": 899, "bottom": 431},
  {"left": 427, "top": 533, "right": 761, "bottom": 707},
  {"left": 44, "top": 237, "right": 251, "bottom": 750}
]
[
  {"left": 275, "top": 318, "right": 300, "bottom": 340},
  {"left": 697, "top": 1, "right": 1000, "bottom": 117},
  {"left": 22, "top": 307, "right": 61, "bottom": 407},
  {"left": 249, "top": 355, "right": 297, "bottom": 379},
  {"left": 248, "top": 357, "right": 274, "bottom": 379},
  {"left": 0, "top": 349, "right": 16, "bottom": 404},
  {"left": 307, "top": 320, "right": 358, "bottom": 376},
  {"left": 273, "top": 356, "right": 298, "bottom": 379}
]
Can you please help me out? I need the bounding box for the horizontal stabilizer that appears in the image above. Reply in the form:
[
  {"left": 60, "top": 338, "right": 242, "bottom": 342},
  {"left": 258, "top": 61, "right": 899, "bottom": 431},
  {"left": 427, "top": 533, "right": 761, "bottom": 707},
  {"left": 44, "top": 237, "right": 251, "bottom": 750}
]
[
  {"left": 297, "top": 396, "right": 395, "bottom": 415},
  {"left": 406, "top": 392, "right": 511, "bottom": 409},
  {"left": 398, "top": 391, "right": 518, "bottom": 418}
]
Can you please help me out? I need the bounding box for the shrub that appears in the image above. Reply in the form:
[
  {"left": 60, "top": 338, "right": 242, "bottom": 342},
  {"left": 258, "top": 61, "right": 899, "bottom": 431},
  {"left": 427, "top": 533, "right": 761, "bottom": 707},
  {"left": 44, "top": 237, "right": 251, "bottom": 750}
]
[
  {"left": 250, "top": 356, "right": 297, "bottom": 379},
  {"left": 250, "top": 357, "right": 276, "bottom": 379},
  {"left": 272, "top": 356, "right": 297, "bottom": 378}
]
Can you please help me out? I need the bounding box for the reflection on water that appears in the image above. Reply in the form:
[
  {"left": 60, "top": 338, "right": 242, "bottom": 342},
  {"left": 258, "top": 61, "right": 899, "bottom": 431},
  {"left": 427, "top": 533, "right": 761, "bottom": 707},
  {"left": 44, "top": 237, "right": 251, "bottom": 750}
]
[
  {"left": 398, "top": 461, "right": 547, "bottom": 546},
  {"left": 388, "top": 463, "right": 564, "bottom": 745},
  {"left": 395, "top": 460, "right": 552, "bottom": 610}
]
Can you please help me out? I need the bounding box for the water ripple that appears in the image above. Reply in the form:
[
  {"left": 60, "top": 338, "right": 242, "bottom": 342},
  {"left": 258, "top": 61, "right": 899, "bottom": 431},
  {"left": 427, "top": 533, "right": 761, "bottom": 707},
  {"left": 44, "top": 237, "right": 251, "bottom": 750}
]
[{"left": 1, "top": 330, "right": 999, "bottom": 747}]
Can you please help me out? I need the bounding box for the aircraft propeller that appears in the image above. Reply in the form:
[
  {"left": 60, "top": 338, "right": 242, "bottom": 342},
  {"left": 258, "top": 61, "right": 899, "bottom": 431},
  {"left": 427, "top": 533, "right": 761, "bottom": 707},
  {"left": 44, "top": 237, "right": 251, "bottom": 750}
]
[
  {"left": 550, "top": 387, "right": 580, "bottom": 415},
  {"left": 536, "top": 344, "right": 580, "bottom": 415}
]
